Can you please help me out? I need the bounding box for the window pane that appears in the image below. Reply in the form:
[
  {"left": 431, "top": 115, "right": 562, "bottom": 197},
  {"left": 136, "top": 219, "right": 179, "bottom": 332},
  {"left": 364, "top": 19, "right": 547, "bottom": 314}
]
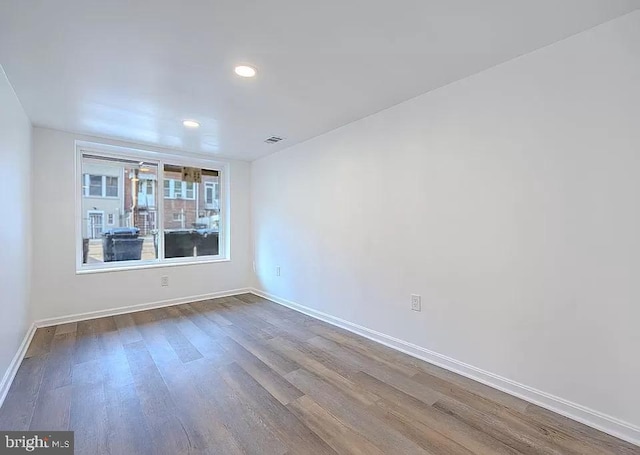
[
  {"left": 81, "top": 154, "right": 158, "bottom": 265},
  {"left": 205, "top": 183, "right": 213, "bottom": 205},
  {"left": 89, "top": 175, "right": 103, "bottom": 196},
  {"left": 185, "top": 182, "right": 194, "bottom": 199},
  {"left": 164, "top": 180, "right": 171, "bottom": 198},
  {"left": 163, "top": 164, "right": 220, "bottom": 258},
  {"left": 105, "top": 176, "right": 118, "bottom": 197}
]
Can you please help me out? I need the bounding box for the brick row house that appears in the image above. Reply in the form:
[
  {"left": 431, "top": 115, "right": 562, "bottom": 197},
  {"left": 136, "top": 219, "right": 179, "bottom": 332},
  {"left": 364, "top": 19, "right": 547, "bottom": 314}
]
[{"left": 82, "top": 159, "right": 220, "bottom": 239}]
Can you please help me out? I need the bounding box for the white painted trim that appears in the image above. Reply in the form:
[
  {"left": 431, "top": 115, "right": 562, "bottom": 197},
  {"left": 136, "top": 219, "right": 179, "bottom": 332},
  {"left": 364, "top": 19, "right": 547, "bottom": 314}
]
[
  {"left": 250, "top": 288, "right": 640, "bottom": 447},
  {"left": 0, "top": 323, "right": 36, "bottom": 408},
  {"left": 75, "top": 257, "right": 230, "bottom": 275},
  {"left": 35, "top": 288, "right": 251, "bottom": 328}
]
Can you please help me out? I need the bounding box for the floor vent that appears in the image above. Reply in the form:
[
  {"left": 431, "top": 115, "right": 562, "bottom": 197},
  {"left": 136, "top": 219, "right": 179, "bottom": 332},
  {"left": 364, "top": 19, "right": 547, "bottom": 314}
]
[{"left": 264, "top": 136, "right": 284, "bottom": 144}]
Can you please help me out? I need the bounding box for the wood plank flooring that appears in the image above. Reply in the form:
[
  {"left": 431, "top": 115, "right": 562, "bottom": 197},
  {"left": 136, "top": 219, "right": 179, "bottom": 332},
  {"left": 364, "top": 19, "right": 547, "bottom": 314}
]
[{"left": 0, "top": 293, "right": 637, "bottom": 454}]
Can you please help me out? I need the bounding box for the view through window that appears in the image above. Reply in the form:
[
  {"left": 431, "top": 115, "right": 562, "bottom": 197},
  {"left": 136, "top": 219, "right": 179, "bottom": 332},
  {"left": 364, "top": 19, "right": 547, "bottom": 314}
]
[
  {"left": 80, "top": 150, "right": 222, "bottom": 268},
  {"left": 163, "top": 163, "right": 220, "bottom": 259}
]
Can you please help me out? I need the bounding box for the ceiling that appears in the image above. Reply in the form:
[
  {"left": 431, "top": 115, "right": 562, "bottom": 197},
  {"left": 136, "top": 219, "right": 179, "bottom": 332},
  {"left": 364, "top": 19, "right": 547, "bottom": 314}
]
[{"left": 1, "top": 1, "right": 638, "bottom": 161}]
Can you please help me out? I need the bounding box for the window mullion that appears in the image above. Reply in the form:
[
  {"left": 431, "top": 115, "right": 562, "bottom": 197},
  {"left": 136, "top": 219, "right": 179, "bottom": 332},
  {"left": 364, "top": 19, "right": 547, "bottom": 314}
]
[{"left": 158, "top": 160, "right": 165, "bottom": 261}]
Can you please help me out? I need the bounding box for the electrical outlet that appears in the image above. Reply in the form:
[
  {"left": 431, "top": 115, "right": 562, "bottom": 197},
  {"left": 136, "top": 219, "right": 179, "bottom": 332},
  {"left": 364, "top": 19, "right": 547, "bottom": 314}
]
[
  {"left": 161, "top": 276, "right": 169, "bottom": 287},
  {"left": 410, "top": 294, "right": 421, "bottom": 311},
  {"left": 276, "top": 266, "right": 281, "bottom": 277}
]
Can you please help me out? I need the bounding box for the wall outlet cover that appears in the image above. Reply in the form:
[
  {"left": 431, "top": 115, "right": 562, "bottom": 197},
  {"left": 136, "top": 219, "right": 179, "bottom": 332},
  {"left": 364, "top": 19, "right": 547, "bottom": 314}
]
[{"left": 411, "top": 294, "right": 421, "bottom": 311}]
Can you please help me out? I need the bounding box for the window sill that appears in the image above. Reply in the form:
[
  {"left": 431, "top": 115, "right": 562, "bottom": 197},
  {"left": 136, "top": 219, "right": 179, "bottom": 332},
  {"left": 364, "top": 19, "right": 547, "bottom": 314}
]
[
  {"left": 83, "top": 195, "right": 121, "bottom": 199},
  {"left": 76, "top": 257, "right": 230, "bottom": 275}
]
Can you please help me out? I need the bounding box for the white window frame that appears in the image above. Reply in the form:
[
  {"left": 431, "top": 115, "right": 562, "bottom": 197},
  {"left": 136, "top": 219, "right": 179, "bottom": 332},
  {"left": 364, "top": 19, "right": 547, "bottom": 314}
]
[{"left": 75, "top": 141, "right": 230, "bottom": 274}]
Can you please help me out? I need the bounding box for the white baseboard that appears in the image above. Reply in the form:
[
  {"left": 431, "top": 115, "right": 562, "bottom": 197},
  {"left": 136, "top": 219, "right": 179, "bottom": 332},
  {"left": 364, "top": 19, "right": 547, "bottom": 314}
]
[
  {"left": 0, "top": 323, "right": 36, "bottom": 408},
  {"left": 35, "top": 288, "right": 251, "bottom": 328},
  {"left": 250, "top": 288, "right": 640, "bottom": 447}
]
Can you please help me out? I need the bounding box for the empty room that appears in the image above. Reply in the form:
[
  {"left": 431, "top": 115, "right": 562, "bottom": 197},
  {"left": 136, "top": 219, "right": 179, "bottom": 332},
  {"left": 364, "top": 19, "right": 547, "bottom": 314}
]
[{"left": 1, "top": 1, "right": 639, "bottom": 454}]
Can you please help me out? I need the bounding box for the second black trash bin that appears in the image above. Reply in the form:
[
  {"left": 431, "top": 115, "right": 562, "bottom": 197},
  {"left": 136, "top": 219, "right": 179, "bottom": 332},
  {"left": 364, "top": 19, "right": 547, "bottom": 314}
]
[
  {"left": 164, "top": 230, "right": 196, "bottom": 258},
  {"left": 195, "top": 230, "right": 219, "bottom": 256},
  {"left": 103, "top": 227, "right": 144, "bottom": 262}
]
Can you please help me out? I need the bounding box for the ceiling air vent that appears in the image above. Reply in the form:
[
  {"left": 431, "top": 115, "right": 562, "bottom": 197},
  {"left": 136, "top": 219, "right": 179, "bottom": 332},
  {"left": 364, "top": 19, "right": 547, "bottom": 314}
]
[{"left": 264, "top": 136, "right": 284, "bottom": 144}]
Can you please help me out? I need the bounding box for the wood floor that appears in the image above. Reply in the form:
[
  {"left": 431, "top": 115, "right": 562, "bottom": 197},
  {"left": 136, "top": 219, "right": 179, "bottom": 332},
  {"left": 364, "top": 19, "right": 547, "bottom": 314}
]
[{"left": 0, "top": 294, "right": 637, "bottom": 454}]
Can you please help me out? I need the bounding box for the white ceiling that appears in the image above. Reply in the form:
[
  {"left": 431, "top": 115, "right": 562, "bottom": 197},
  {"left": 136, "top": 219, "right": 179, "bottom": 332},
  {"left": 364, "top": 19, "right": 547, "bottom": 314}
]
[{"left": 1, "top": 1, "right": 638, "bottom": 161}]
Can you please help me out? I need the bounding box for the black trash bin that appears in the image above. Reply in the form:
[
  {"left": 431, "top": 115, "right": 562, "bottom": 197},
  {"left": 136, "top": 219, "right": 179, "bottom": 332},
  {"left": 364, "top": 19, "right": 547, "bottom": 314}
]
[
  {"left": 164, "top": 230, "right": 196, "bottom": 258},
  {"left": 195, "top": 230, "right": 219, "bottom": 256},
  {"left": 103, "top": 227, "right": 144, "bottom": 262}
]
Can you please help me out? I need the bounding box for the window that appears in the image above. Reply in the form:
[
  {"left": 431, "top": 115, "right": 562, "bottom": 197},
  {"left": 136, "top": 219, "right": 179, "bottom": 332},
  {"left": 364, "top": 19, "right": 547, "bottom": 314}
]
[
  {"left": 84, "top": 174, "right": 119, "bottom": 198},
  {"left": 205, "top": 182, "right": 214, "bottom": 205},
  {"left": 140, "top": 179, "right": 155, "bottom": 195},
  {"left": 77, "top": 143, "right": 225, "bottom": 271},
  {"left": 105, "top": 176, "right": 118, "bottom": 197},
  {"left": 89, "top": 175, "right": 102, "bottom": 196},
  {"left": 205, "top": 182, "right": 213, "bottom": 205},
  {"left": 138, "top": 178, "right": 156, "bottom": 208},
  {"left": 185, "top": 182, "right": 194, "bottom": 199},
  {"left": 204, "top": 180, "right": 220, "bottom": 209},
  {"left": 163, "top": 179, "right": 196, "bottom": 200},
  {"left": 174, "top": 182, "right": 183, "bottom": 199},
  {"left": 162, "top": 163, "right": 219, "bottom": 258}
]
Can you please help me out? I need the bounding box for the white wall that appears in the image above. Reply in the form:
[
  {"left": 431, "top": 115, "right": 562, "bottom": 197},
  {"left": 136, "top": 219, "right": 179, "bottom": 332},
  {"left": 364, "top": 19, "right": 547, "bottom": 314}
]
[
  {"left": 252, "top": 11, "right": 640, "bottom": 440},
  {"left": 0, "top": 67, "right": 32, "bottom": 387},
  {"left": 31, "top": 127, "right": 252, "bottom": 321}
]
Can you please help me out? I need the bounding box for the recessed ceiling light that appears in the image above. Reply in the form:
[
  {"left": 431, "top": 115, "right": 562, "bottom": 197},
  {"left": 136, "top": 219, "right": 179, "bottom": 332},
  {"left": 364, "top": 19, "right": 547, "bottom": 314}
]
[
  {"left": 234, "top": 65, "right": 257, "bottom": 78},
  {"left": 183, "top": 120, "right": 200, "bottom": 128}
]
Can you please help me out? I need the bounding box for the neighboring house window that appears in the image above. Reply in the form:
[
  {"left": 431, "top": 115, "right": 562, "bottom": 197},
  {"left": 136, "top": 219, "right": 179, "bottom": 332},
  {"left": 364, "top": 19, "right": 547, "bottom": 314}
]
[
  {"left": 88, "top": 175, "right": 102, "bottom": 196},
  {"left": 205, "top": 182, "right": 215, "bottom": 205},
  {"left": 174, "top": 181, "right": 183, "bottom": 199},
  {"left": 204, "top": 180, "right": 221, "bottom": 209},
  {"left": 105, "top": 176, "right": 118, "bottom": 197},
  {"left": 140, "top": 180, "right": 154, "bottom": 196},
  {"left": 185, "top": 182, "right": 194, "bottom": 199},
  {"left": 138, "top": 179, "right": 156, "bottom": 207},
  {"left": 78, "top": 146, "right": 224, "bottom": 271},
  {"left": 84, "top": 174, "right": 119, "bottom": 197},
  {"left": 163, "top": 179, "right": 196, "bottom": 200}
]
